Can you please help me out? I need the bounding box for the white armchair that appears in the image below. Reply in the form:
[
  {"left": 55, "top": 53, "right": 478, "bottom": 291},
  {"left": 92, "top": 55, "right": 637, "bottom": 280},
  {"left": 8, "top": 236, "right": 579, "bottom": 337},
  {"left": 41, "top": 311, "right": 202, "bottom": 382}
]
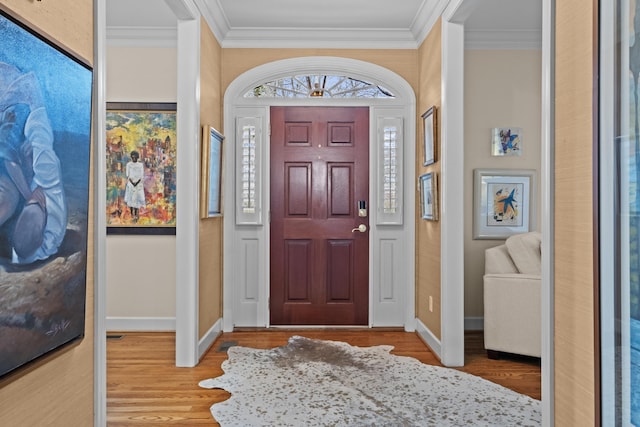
[{"left": 483, "top": 231, "right": 541, "bottom": 359}]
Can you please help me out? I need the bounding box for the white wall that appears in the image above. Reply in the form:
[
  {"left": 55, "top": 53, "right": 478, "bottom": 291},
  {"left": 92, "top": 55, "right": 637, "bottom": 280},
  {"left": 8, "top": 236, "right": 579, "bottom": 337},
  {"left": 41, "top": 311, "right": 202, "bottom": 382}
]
[
  {"left": 106, "top": 46, "right": 177, "bottom": 329},
  {"left": 463, "top": 49, "right": 542, "bottom": 322}
]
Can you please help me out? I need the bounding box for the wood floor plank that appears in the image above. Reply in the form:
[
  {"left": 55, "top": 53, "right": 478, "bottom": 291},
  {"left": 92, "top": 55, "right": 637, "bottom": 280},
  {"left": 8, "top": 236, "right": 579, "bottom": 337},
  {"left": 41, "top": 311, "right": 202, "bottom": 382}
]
[{"left": 107, "top": 330, "right": 541, "bottom": 425}]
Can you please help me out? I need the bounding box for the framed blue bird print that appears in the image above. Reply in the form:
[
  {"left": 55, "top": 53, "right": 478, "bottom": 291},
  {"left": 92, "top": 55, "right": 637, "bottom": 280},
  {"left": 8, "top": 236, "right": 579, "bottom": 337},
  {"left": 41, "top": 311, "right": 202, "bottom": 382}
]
[
  {"left": 491, "top": 127, "right": 522, "bottom": 156},
  {"left": 473, "top": 169, "right": 536, "bottom": 239}
]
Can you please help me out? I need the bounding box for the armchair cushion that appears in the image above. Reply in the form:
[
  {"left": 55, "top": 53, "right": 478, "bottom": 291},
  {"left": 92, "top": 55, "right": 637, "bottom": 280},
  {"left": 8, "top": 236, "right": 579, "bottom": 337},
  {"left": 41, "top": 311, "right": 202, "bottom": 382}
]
[{"left": 504, "top": 231, "right": 541, "bottom": 275}]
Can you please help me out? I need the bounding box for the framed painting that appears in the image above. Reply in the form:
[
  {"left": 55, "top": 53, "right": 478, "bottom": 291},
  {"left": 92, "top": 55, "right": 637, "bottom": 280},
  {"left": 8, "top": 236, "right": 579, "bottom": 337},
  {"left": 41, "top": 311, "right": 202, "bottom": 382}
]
[
  {"left": 473, "top": 169, "right": 536, "bottom": 239},
  {"left": 106, "top": 102, "right": 177, "bottom": 235},
  {"left": 0, "top": 11, "right": 93, "bottom": 378},
  {"left": 491, "top": 127, "right": 522, "bottom": 156},
  {"left": 200, "top": 126, "right": 224, "bottom": 218},
  {"left": 422, "top": 106, "right": 437, "bottom": 166},
  {"left": 419, "top": 172, "right": 438, "bottom": 221}
]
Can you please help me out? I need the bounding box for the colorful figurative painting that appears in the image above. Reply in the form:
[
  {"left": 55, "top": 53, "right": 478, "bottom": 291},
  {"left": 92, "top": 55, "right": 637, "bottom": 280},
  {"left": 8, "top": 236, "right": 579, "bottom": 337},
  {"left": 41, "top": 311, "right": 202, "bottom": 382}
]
[
  {"left": 491, "top": 127, "right": 522, "bottom": 156},
  {"left": 487, "top": 182, "right": 523, "bottom": 227},
  {"left": 0, "top": 12, "right": 93, "bottom": 377},
  {"left": 106, "top": 103, "right": 176, "bottom": 233}
]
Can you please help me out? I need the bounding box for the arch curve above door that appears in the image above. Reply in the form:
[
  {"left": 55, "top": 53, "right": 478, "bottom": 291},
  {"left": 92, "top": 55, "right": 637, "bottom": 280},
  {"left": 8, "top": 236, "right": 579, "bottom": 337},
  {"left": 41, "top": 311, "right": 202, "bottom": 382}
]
[{"left": 224, "top": 56, "right": 416, "bottom": 107}]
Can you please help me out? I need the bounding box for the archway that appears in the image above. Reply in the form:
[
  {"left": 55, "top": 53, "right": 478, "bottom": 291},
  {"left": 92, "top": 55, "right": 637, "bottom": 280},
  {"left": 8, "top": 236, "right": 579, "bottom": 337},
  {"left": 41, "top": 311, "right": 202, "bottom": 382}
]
[{"left": 222, "top": 57, "right": 417, "bottom": 332}]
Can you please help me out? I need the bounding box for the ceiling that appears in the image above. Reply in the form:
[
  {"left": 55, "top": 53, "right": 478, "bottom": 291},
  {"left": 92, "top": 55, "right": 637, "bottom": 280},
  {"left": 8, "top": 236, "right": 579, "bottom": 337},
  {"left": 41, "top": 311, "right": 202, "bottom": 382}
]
[{"left": 106, "top": 0, "right": 542, "bottom": 49}]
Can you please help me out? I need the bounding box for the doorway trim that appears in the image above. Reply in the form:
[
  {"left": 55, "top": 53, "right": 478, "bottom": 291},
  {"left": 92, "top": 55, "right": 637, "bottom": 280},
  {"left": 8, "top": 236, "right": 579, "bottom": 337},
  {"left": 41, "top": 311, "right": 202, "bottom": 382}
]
[
  {"left": 223, "top": 57, "right": 416, "bottom": 332},
  {"left": 441, "top": 0, "right": 553, "bottom": 420}
]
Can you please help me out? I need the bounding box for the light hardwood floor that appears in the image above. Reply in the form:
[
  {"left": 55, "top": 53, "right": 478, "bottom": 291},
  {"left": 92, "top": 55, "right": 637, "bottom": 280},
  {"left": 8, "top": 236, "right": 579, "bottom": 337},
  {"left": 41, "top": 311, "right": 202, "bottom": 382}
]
[{"left": 107, "top": 329, "right": 541, "bottom": 426}]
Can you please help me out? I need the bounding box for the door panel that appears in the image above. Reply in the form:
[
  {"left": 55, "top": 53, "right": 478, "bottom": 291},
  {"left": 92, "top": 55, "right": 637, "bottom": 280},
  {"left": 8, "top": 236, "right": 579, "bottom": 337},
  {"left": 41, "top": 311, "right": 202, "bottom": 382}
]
[
  {"left": 327, "top": 240, "right": 354, "bottom": 301},
  {"left": 285, "top": 163, "right": 311, "bottom": 216},
  {"left": 270, "top": 106, "right": 369, "bottom": 325},
  {"left": 328, "top": 164, "right": 353, "bottom": 216},
  {"left": 284, "top": 239, "right": 311, "bottom": 301}
]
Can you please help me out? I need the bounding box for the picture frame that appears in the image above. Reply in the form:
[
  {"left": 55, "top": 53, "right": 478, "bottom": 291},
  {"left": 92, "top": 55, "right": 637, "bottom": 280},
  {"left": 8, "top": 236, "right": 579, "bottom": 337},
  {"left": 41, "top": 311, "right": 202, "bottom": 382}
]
[
  {"left": 106, "top": 102, "right": 177, "bottom": 235},
  {"left": 491, "top": 127, "right": 522, "bottom": 156},
  {"left": 422, "top": 106, "right": 437, "bottom": 166},
  {"left": 419, "top": 172, "right": 438, "bottom": 221},
  {"left": 473, "top": 169, "right": 537, "bottom": 239},
  {"left": 201, "top": 126, "right": 224, "bottom": 218},
  {"left": 0, "top": 10, "right": 93, "bottom": 378}
]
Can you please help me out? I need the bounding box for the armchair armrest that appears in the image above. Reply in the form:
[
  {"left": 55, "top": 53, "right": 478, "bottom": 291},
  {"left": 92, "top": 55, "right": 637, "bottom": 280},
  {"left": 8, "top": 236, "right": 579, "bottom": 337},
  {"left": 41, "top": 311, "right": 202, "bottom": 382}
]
[{"left": 485, "top": 244, "right": 518, "bottom": 274}]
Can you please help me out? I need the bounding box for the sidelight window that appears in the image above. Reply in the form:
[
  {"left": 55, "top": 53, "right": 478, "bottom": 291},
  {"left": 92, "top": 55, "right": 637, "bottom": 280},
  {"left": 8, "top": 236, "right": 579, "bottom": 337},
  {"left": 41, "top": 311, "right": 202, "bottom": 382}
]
[
  {"left": 236, "top": 116, "right": 263, "bottom": 225},
  {"left": 377, "top": 117, "right": 403, "bottom": 225},
  {"left": 240, "top": 125, "right": 256, "bottom": 214}
]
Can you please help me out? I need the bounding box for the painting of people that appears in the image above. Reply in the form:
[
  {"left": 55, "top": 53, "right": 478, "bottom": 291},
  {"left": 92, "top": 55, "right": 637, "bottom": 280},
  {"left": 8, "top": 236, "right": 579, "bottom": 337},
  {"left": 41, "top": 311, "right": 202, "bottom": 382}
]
[
  {"left": 105, "top": 103, "right": 176, "bottom": 233},
  {"left": 0, "top": 12, "right": 93, "bottom": 377}
]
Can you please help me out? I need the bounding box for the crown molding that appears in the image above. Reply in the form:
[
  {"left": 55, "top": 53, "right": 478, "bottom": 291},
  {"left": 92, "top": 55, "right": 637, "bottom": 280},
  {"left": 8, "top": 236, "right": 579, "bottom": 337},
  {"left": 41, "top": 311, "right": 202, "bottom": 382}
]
[
  {"left": 105, "top": 25, "right": 542, "bottom": 51},
  {"left": 107, "top": 26, "right": 177, "bottom": 47},
  {"left": 193, "top": 0, "right": 229, "bottom": 43},
  {"left": 465, "top": 29, "right": 542, "bottom": 50},
  {"left": 411, "top": 0, "right": 451, "bottom": 46},
  {"left": 219, "top": 28, "right": 419, "bottom": 49}
]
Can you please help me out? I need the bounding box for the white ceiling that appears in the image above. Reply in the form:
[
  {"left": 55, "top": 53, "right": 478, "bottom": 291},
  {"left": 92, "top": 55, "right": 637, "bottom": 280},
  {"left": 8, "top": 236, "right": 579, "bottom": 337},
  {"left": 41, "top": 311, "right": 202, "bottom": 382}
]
[
  {"left": 217, "top": 0, "right": 426, "bottom": 29},
  {"left": 106, "top": 0, "right": 542, "bottom": 49}
]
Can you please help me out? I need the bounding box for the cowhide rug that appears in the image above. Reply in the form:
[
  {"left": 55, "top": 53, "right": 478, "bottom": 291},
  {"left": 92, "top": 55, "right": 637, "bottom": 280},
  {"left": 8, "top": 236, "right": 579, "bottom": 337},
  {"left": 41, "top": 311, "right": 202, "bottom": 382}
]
[{"left": 199, "top": 336, "right": 541, "bottom": 426}]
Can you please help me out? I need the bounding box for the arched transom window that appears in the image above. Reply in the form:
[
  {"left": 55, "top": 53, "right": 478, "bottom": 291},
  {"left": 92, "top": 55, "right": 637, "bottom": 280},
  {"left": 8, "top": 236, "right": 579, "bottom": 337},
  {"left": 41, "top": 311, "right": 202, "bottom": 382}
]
[{"left": 244, "top": 74, "right": 395, "bottom": 98}]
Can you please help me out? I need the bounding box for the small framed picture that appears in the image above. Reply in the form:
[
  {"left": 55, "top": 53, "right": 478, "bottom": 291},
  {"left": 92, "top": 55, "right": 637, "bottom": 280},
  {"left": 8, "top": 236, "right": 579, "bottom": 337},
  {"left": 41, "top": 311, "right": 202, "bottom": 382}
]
[
  {"left": 419, "top": 172, "right": 438, "bottom": 221},
  {"left": 422, "top": 106, "right": 437, "bottom": 166},
  {"left": 473, "top": 169, "right": 536, "bottom": 239},
  {"left": 491, "top": 127, "right": 522, "bottom": 156},
  {"left": 200, "top": 126, "right": 225, "bottom": 218}
]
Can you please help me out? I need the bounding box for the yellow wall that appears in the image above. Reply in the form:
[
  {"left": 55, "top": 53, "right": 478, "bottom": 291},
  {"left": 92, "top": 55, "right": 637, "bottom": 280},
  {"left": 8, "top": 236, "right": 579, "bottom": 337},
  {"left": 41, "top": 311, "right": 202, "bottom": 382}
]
[
  {"left": 222, "top": 48, "right": 418, "bottom": 95},
  {"left": 0, "top": 1, "right": 95, "bottom": 426},
  {"left": 416, "top": 19, "right": 442, "bottom": 339},
  {"left": 555, "top": 0, "right": 596, "bottom": 424},
  {"left": 199, "top": 18, "right": 224, "bottom": 338}
]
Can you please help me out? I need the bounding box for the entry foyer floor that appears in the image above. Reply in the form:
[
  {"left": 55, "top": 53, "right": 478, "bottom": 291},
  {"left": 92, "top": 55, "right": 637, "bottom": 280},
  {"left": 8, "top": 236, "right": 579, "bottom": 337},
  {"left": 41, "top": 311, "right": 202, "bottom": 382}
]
[{"left": 106, "top": 329, "right": 541, "bottom": 426}]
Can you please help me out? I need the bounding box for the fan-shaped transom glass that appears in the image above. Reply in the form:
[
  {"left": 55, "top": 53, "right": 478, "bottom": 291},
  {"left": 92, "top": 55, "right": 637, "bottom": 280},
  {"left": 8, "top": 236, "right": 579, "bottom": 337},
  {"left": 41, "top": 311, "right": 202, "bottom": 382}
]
[{"left": 245, "top": 75, "right": 395, "bottom": 98}]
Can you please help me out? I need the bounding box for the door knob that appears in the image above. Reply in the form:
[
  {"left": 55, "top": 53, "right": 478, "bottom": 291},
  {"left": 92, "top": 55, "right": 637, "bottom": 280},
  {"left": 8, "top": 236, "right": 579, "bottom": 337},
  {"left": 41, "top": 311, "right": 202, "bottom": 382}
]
[{"left": 351, "top": 224, "right": 367, "bottom": 233}]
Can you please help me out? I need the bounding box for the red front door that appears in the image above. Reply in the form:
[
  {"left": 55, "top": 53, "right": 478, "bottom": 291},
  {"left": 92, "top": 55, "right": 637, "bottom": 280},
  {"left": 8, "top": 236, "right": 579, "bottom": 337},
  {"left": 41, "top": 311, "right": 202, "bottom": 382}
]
[{"left": 270, "top": 106, "right": 369, "bottom": 325}]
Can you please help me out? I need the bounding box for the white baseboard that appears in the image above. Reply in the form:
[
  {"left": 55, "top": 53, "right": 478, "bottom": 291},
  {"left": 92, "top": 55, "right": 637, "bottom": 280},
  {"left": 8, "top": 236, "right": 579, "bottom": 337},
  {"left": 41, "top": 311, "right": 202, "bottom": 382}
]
[
  {"left": 198, "top": 318, "right": 223, "bottom": 359},
  {"left": 464, "top": 317, "right": 484, "bottom": 331},
  {"left": 106, "top": 316, "right": 176, "bottom": 332},
  {"left": 415, "top": 318, "right": 442, "bottom": 361}
]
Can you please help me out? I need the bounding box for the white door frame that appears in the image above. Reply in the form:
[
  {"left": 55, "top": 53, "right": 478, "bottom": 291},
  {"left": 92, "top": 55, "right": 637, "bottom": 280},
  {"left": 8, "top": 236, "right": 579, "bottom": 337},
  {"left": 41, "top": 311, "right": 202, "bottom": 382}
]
[
  {"left": 94, "top": 1, "right": 107, "bottom": 425},
  {"left": 95, "top": 2, "right": 203, "bottom": 424},
  {"left": 222, "top": 57, "right": 417, "bottom": 332},
  {"left": 540, "top": 0, "right": 555, "bottom": 423},
  {"left": 441, "top": 0, "right": 554, "bottom": 422}
]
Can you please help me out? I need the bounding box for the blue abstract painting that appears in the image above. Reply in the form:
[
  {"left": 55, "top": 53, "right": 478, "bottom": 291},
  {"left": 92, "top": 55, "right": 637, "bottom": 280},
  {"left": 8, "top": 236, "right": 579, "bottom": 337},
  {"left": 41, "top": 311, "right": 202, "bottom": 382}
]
[{"left": 0, "top": 12, "right": 93, "bottom": 377}]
